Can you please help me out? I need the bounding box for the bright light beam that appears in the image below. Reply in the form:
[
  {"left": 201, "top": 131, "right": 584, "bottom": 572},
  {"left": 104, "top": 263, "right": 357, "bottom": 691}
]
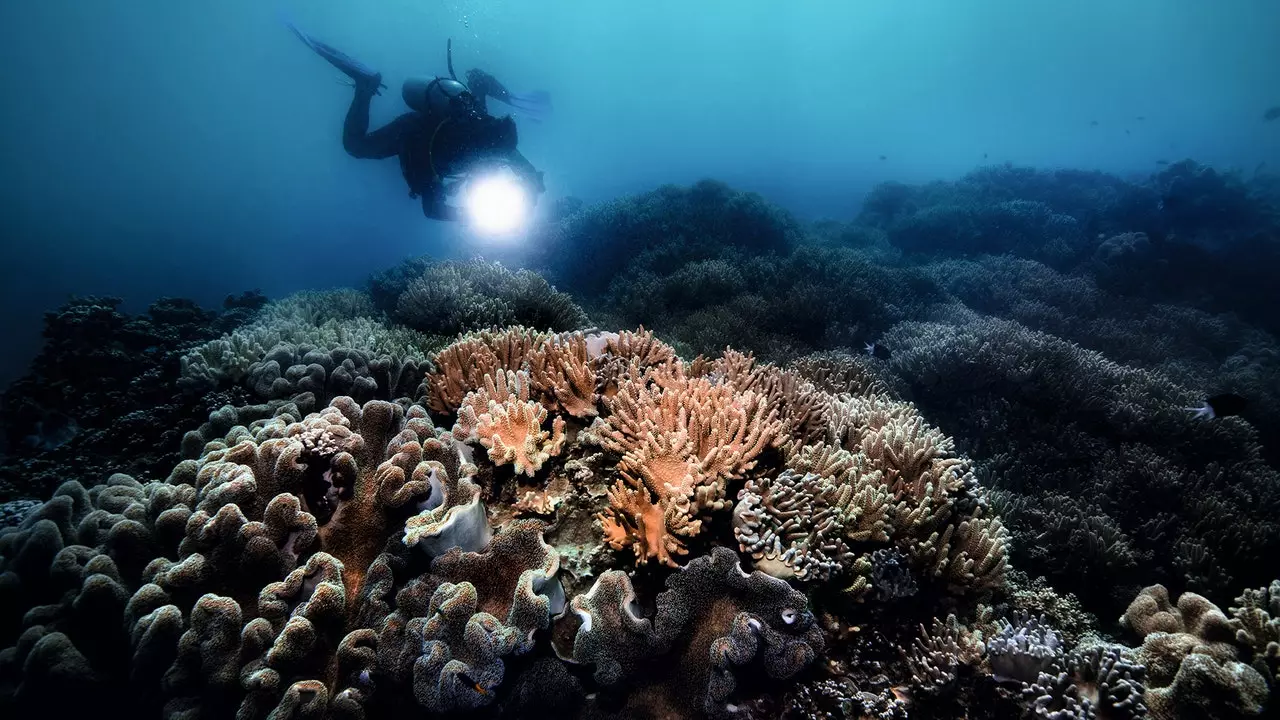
[{"left": 462, "top": 169, "right": 529, "bottom": 235}]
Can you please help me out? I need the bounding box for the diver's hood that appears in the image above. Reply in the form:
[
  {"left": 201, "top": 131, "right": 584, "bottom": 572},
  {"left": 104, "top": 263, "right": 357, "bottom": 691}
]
[{"left": 403, "top": 76, "right": 474, "bottom": 115}]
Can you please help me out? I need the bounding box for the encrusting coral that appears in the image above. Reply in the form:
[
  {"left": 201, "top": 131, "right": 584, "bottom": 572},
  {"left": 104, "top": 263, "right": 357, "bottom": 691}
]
[{"left": 0, "top": 324, "right": 1016, "bottom": 719}]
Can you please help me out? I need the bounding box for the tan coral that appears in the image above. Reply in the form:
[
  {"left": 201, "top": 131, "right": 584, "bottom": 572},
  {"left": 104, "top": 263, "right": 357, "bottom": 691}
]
[
  {"left": 603, "top": 327, "right": 677, "bottom": 368},
  {"left": 693, "top": 348, "right": 832, "bottom": 446},
  {"left": 425, "top": 327, "right": 550, "bottom": 413},
  {"left": 599, "top": 480, "right": 700, "bottom": 567},
  {"left": 453, "top": 370, "right": 566, "bottom": 477},
  {"left": 592, "top": 359, "right": 783, "bottom": 566},
  {"left": 529, "top": 331, "right": 600, "bottom": 418}
]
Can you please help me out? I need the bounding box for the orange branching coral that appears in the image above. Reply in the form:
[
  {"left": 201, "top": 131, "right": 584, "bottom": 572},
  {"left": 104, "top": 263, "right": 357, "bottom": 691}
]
[
  {"left": 692, "top": 349, "right": 832, "bottom": 446},
  {"left": 453, "top": 370, "right": 567, "bottom": 477},
  {"left": 603, "top": 327, "right": 677, "bottom": 368},
  {"left": 424, "top": 327, "right": 549, "bottom": 413},
  {"left": 594, "top": 359, "right": 783, "bottom": 566},
  {"left": 599, "top": 480, "right": 701, "bottom": 567},
  {"left": 529, "top": 332, "right": 600, "bottom": 418},
  {"left": 604, "top": 361, "right": 781, "bottom": 503}
]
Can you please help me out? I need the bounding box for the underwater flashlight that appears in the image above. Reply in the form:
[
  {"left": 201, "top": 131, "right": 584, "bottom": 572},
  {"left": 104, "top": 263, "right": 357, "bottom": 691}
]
[{"left": 462, "top": 168, "right": 529, "bottom": 235}]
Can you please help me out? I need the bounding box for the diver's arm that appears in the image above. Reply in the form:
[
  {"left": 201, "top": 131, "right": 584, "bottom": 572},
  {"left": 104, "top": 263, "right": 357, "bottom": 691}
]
[
  {"left": 467, "top": 69, "right": 513, "bottom": 105},
  {"left": 420, "top": 180, "right": 461, "bottom": 221},
  {"left": 505, "top": 148, "right": 545, "bottom": 195},
  {"left": 342, "top": 88, "right": 414, "bottom": 160}
]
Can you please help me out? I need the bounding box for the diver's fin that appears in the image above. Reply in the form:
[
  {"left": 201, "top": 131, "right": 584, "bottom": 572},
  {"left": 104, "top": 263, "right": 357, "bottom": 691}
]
[
  {"left": 282, "top": 13, "right": 386, "bottom": 93},
  {"left": 503, "top": 90, "right": 552, "bottom": 122}
]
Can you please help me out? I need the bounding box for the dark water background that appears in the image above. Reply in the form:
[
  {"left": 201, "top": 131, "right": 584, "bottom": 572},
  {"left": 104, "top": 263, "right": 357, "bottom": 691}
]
[{"left": 1, "top": 0, "right": 1277, "bottom": 387}]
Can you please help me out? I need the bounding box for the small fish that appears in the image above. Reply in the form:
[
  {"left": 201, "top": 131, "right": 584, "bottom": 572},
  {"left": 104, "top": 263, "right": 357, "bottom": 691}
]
[
  {"left": 1125, "top": 129, "right": 1130, "bottom": 135},
  {"left": 879, "top": 155, "right": 887, "bottom": 160},
  {"left": 864, "top": 342, "right": 892, "bottom": 360},
  {"left": 1090, "top": 120, "right": 1099, "bottom": 127},
  {"left": 1186, "top": 393, "right": 1248, "bottom": 420},
  {"left": 1136, "top": 115, "right": 1145, "bottom": 121},
  {"left": 458, "top": 671, "right": 488, "bottom": 696},
  {"left": 1263, "top": 106, "right": 1280, "bottom": 122},
  {"left": 983, "top": 152, "right": 988, "bottom": 159},
  {"left": 1155, "top": 159, "right": 1169, "bottom": 165}
]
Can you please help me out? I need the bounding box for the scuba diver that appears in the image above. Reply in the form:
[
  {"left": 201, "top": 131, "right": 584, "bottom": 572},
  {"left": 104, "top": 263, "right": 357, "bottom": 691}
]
[{"left": 287, "top": 21, "right": 548, "bottom": 222}]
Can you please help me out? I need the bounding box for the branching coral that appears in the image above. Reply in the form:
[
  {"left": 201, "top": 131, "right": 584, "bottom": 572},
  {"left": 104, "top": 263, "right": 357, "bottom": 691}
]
[
  {"left": 1023, "top": 643, "right": 1148, "bottom": 719},
  {"left": 906, "top": 614, "right": 986, "bottom": 693},
  {"left": 1228, "top": 580, "right": 1280, "bottom": 684},
  {"left": 593, "top": 358, "right": 783, "bottom": 566},
  {"left": 453, "top": 370, "right": 567, "bottom": 477},
  {"left": 390, "top": 258, "right": 589, "bottom": 336},
  {"left": 733, "top": 468, "right": 890, "bottom": 582},
  {"left": 731, "top": 388, "right": 1007, "bottom": 596}
]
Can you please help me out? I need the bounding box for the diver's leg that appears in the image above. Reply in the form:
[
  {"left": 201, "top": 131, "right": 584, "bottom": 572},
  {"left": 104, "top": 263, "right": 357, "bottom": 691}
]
[{"left": 342, "top": 86, "right": 405, "bottom": 160}]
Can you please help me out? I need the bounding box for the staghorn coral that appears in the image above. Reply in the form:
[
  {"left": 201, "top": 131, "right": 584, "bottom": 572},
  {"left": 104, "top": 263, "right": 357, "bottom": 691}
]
[
  {"left": 906, "top": 614, "right": 986, "bottom": 693},
  {"left": 0, "top": 294, "right": 257, "bottom": 502},
  {"left": 884, "top": 305, "right": 1280, "bottom": 615},
  {"left": 732, "top": 389, "right": 1007, "bottom": 596},
  {"left": 1228, "top": 580, "right": 1280, "bottom": 684},
  {"left": 733, "top": 467, "right": 890, "bottom": 583}
]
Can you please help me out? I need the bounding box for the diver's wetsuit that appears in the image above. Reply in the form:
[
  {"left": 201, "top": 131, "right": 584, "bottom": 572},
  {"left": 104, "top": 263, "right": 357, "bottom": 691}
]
[{"left": 342, "top": 79, "right": 540, "bottom": 221}]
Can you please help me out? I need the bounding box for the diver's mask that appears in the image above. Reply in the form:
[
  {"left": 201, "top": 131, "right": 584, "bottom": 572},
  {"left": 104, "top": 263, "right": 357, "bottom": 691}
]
[{"left": 402, "top": 77, "right": 480, "bottom": 118}]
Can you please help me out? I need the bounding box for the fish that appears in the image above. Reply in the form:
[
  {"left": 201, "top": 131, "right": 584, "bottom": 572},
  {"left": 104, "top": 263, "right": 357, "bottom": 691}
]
[
  {"left": 1125, "top": 129, "right": 1130, "bottom": 135},
  {"left": 1155, "top": 159, "right": 1169, "bottom": 165},
  {"left": 1090, "top": 120, "right": 1099, "bottom": 127},
  {"left": 864, "top": 342, "right": 892, "bottom": 360},
  {"left": 458, "top": 671, "right": 488, "bottom": 696},
  {"left": 879, "top": 155, "right": 887, "bottom": 160},
  {"left": 1186, "top": 393, "right": 1248, "bottom": 420},
  {"left": 1136, "top": 115, "right": 1146, "bottom": 121},
  {"left": 1263, "top": 106, "right": 1280, "bottom": 121},
  {"left": 983, "top": 153, "right": 989, "bottom": 159}
]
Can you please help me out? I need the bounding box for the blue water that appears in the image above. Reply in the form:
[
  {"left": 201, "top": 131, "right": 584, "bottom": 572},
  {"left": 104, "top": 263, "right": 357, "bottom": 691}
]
[{"left": 1, "top": 0, "right": 1277, "bottom": 386}]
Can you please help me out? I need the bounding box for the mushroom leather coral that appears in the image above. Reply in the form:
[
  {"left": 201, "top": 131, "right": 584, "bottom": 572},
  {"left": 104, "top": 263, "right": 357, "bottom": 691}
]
[{"left": 0, "top": 397, "right": 551, "bottom": 719}]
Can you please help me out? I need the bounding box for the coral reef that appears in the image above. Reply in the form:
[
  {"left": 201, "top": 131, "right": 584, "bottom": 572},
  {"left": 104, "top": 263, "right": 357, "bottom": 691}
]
[
  {"left": 0, "top": 294, "right": 263, "bottom": 501},
  {"left": 6, "top": 162, "right": 1280, "bottom": 718},
  {"left": 179, "top": 289, "right": 438, "bottom": 396},
  {"left": 375, "top": 258, "right": 589, "bottom": 335},
  {"left": 884, "top": 305, "right": 1280, "bottom": 615},
  {"left": 0, "top": 324, "right": 1015, "bottom": 719}
]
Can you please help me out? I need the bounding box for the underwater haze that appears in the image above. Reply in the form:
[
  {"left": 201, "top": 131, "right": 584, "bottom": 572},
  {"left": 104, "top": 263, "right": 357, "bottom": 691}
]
[
  {"left": 3, "top": 3, "right": 1280, "bottom": 717},
  {"left": 1, "top": 0, "right": 1278, "bottom": 386}
]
